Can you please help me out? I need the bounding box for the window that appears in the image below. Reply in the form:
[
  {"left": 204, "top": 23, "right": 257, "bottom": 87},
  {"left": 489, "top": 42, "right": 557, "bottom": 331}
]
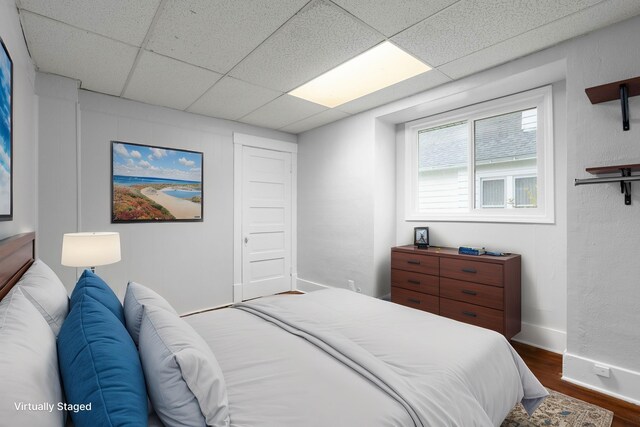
[
  {"left": 417, "top": 121, "right": 468, "bottom": 212},
  {"left": 481, "top": 179, "right": 505, "bottom": 208},
  {"left": 514, "top": 176, "right": 537, "bottom": 207},
  {"left": 405, "top": 86, "right": 553, "bottom": 223}
]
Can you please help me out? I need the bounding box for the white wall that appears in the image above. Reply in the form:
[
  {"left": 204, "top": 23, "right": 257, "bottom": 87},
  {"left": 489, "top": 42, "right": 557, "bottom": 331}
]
[
  {"left": 373, "top": 120, "right": 396, "bottom": 297},
  {"left": 563, "top": 16, "right": 640, "bottom": 404},
  {"left": 0, "top": 0, "right": 37, "bottom": 241},
  {"left": 298, "top": 14, "right": 640, "bottom": 403},
  {"left": 36, "top": 74, "right": 78, "bottom": 286},
  {"left": 297, "top": 114, "right": 376, "bottom": 293},
  {"left": 37, "top": 76, "right": 295, "bottom": 313}
]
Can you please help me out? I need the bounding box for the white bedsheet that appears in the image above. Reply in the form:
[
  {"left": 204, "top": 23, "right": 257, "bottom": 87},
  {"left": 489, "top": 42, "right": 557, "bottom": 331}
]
[{"left": 186, "top": 289, "right": 547, "bottom": 426}]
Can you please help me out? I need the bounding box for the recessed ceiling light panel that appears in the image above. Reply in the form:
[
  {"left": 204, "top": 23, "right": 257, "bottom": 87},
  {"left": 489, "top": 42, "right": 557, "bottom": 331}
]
[{"left": 289, "top": 41, "right": 431, "bottom": 108}]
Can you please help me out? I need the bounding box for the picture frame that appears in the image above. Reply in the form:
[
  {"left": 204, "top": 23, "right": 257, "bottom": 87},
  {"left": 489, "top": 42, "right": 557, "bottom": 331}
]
[
  {"left": 414, "top": 227, "right": 429, "bottom": 248},
  {"left": 111, "top": 141, "right": 203, "bottom": 223},
  {"left": 0, "top": 37, "right": 13, "bottom": 221}
]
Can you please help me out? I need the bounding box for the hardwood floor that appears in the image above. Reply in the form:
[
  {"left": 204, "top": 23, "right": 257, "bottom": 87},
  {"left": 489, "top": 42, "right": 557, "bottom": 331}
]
[{"left": 512, "top": 341, "right": 640, "bottom": 426}]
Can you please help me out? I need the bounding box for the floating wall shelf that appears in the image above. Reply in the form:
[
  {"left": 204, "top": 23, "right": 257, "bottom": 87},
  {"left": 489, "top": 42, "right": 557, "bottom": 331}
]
[
  {"left": 585, "top": 76, "right": 640, "bottom": 131},
  {"left": 575, "top": 163, "right": 640, "bottom": 205}
]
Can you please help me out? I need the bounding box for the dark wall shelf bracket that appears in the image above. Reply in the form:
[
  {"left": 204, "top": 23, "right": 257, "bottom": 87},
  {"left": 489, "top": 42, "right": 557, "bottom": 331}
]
[
  {"left": 575, "top": 164, "right": 640, "bottom": 205},
  {"left": 620, "top": 84, "right": 630, "bottom": 131},
  {"left": 585, "top": 76, "right": 640, "bottom": 131},
  {"left": 621, "top": 168, "right": 631, "bottom": 205}
]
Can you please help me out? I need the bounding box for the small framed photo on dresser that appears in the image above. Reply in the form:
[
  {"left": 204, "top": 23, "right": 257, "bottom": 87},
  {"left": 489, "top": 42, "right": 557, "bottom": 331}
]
[{"left": 414, "top": 227, "right": 429, "bottom": 249}]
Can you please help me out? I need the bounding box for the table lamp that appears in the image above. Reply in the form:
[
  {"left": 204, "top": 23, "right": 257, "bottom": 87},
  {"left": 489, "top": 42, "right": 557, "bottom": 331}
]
[{"left": 61, "top": 232, "right": 121, "bottom": 272}]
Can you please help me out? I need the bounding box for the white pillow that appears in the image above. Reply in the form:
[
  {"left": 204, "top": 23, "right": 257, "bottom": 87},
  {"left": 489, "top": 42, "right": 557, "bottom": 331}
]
[
  {"left": 16, "top": 259, "right": 69, "bottom": 336},
  {"left": 0, "top": 288, "right": 64, "bottom": 426},
  {"left": 139, "top": 305, "right": 230, "bottom": 427},
  {"left": 124, "top": 281, "right": 178, "bottom": 345}
]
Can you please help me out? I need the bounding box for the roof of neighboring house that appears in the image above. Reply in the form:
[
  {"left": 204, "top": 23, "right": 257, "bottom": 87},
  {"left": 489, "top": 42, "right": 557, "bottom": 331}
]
[{"left": 419, "top": 110, "right": 537, "bottom": 170}]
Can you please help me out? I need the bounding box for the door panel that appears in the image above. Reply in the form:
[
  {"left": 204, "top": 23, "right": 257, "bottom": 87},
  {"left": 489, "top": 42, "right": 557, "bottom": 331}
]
[{"left": 242, "top": 147, "right": 292, "bottom": 300}]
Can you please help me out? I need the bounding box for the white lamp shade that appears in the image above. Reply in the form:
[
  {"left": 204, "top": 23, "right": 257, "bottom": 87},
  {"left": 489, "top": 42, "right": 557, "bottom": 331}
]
[{"left": 61, "top": 232, "right": 121, "bottom": 268}]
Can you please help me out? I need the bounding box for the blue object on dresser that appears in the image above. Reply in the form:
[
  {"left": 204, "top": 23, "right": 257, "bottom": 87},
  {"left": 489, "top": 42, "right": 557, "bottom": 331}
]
[{"left": 58, "top": 294, "right": 148, "bottom": 427}]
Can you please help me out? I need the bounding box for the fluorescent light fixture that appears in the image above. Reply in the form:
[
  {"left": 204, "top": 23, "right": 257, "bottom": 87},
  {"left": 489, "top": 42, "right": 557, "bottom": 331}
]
[{"left": 289, "top": 41, "right": 431, "bottom": 108}]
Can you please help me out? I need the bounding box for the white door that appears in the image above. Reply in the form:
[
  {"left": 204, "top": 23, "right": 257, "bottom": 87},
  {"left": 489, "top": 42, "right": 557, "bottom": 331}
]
[{"left": 241, "top": 146, "right": 292, "bottom": 300}]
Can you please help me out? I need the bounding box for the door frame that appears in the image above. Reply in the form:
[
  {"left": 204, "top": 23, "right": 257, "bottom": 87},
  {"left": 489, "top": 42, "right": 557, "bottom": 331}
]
[{"left": 233, "top": 133, "right": 298, "bottom": 302}]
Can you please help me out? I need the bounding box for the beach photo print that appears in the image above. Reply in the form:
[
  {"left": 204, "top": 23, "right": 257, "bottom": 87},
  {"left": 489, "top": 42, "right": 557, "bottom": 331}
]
[
  {"left": 111, "top": 141, "right": 203, "bottom": 222},
  {"left": 0, "top": 38, "right": 13, "bottom": 221}
]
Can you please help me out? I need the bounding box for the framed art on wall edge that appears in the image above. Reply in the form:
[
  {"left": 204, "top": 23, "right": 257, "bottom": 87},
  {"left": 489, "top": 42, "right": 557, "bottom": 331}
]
[{"left": 0, "top": 37, "right": 13, "bottom": 221}]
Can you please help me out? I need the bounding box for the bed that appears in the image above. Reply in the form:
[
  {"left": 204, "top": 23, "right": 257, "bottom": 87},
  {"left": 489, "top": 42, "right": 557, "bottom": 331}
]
[{"left": 0, "top": 232, "right": 548, "bottom": 427}]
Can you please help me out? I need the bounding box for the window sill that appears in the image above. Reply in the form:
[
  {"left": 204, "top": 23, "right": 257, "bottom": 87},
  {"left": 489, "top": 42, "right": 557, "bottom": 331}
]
[{"left": 405, "top": 213, "right": 555, "bottom": 225}]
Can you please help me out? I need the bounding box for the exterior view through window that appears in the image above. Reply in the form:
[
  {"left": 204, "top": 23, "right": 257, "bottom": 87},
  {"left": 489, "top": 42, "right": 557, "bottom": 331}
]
[
  {"left": 407, "top": 86, "right": 553, "bottom": 223},
  {"left": 418, "top": 109, "right": 537, "bottom": 212}
]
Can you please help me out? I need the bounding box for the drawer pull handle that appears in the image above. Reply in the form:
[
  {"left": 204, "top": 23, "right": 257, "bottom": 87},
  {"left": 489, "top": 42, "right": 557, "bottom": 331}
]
[
  {"left": 407, "top": 279, "right": 421, "bottom": 285},
  {"left": 461, "top": 289, "right": 477, "bottom": 296},
  {"left": 463, "top": 311, "right": 477, "bottom": 318},
  {"left": 407, "top": 260, "right": 421, "bottom": 265},
  {"left": 407, "top": 298, "right": 421, "bottom": 304},
  {"left": 462, "top": 268, "right": 477, "bottom": 274}
]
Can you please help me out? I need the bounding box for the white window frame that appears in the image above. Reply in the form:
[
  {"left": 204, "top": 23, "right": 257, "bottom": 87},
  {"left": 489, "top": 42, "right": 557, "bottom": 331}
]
[{"left": 404, "top": 85, "right": 554, "bottom": 224}]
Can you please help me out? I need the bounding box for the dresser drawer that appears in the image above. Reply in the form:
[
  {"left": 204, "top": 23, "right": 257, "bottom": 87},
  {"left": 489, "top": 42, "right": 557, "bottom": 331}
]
[
  {"left": 440, "top": 258, "right": 503, "bottom": 287},
  {"left": 391, "top": 269, "right": 439, "bottom": 296},
  {"left": 391, "top": 287, "right": 439, "bottom": 315},
  {"left": 440, "top": 298, "right": 504, "bottom": 334},
  {"left": 440, "top": 277, "right": 503, "bottom": 310},
  {"left": 391, "top": 251, "right": 439, "bottom": 276}
]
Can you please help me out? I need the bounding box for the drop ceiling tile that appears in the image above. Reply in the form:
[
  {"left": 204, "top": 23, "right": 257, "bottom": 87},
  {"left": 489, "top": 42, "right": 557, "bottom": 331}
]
[
  {"left": 392, "top": 0, "right": 602, "bottom": 67},
  {"left": 19, "top": 0, "right": 160, "bottom": 46},
  {"left": 336, "top": 69, "right": 451, "bottom": 115},
  {"left": 187, "top": 77, "right": 281, "bottom": 121},
  {"left": 239, "top": 95, "right": 327, "bottom": 130},
  {"left": 331, "top": 0, "right": 459, "bottom": 36},
  {"left": 438, "top": 0, "right": 640, "bottom": 80},
  {"left": 21, "top": 12, "right": 138, "bottom": 96},
  {"left": 280, "top": 109, "right": 351, "bottom": 134},
  {"left": 230, "top": 0, "right": 384, "bottom": 92},
  {"left": 123, "top": 51, "right": 222, "bottom": 111},
  {"left": 146, "top": 0, "right": 308, "bottom": 74}
]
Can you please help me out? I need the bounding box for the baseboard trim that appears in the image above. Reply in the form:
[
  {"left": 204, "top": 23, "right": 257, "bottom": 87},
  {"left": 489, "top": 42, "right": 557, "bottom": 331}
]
[
  {"left": 563, "top": 352, "right": 640, "bottom": 405},
  {"left": 511, "top": 322, "right": 566, "bottom": 354},
  {"left": 296, "top": 278, "right": 332, "bottom": 293}
]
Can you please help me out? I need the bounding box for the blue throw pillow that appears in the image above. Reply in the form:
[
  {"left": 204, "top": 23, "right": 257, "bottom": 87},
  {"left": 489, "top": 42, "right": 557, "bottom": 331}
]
[
  {"left": 70, "top": 269, "right": 124, "bottom": 324},
  {"left": 58, "top": 294, "right": 148, "bottom": 427}
]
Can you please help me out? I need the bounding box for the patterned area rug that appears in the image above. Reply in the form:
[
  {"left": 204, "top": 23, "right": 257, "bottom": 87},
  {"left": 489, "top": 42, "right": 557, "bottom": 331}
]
[{"left": 502, "top": 389, "right": 613, "bottom": 427}]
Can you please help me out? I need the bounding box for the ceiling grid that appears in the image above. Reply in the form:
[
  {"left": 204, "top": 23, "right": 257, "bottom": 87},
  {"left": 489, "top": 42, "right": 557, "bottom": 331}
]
[{"left": 17, "top": 0, "right": 640, "bottom": 133}]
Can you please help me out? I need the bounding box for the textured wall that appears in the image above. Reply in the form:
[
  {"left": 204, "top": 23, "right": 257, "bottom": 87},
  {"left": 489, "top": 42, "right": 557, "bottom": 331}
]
[
  {"left": 297, "top": 114, "right": 376, "bottom": 294},
  {"left": 564, "top": 15, "right": 640, "bottom": 398}
]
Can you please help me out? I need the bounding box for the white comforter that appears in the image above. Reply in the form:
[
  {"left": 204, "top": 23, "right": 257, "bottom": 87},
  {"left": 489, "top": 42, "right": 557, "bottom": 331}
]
[{"left": 186, "top": 289, "right": 547, "bottom": 427}]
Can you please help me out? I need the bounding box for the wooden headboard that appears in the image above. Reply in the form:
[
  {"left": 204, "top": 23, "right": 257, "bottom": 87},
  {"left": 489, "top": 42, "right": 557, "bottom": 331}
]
[{"left": 0, "top": 232, "right": 36, "bottom": 301}]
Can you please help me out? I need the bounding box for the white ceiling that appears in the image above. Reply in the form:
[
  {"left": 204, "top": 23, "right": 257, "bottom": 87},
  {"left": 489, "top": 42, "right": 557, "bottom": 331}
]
[{"left": 17, "top": 0, "right": 640, "bottom": 134}]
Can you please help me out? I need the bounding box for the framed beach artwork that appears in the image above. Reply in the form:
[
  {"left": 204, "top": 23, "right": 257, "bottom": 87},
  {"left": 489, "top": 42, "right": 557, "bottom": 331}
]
[
  {"left": 0, "top": 38, "right": 13, "bottom": 221},
  {"left": 111, "top": 141, "right": 203, "bottom": 223}
]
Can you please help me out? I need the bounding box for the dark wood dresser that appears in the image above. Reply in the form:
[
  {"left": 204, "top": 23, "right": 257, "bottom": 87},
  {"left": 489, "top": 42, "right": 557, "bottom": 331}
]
[{"left": 391, "top": 245, "right": 521, "bottom": 339}]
